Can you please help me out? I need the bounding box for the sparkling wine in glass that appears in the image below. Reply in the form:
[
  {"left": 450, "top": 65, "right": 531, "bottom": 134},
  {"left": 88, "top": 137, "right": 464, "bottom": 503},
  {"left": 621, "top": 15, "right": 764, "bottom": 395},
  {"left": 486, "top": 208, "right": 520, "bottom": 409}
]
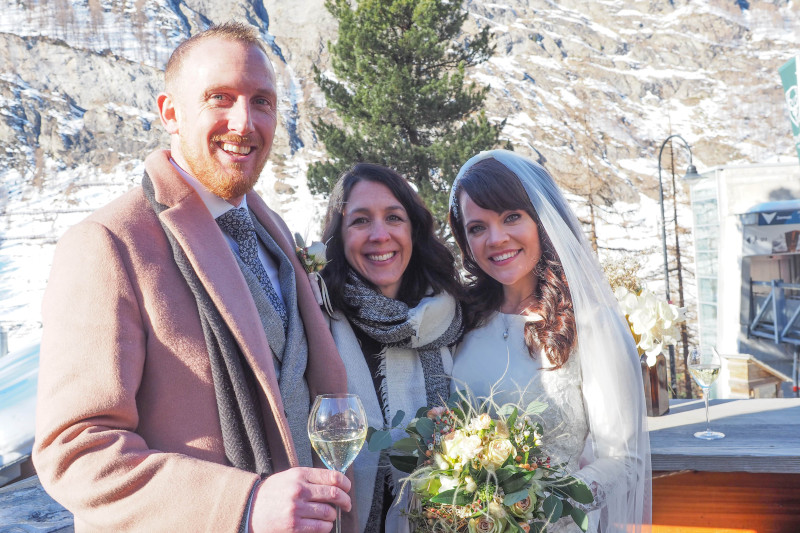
[
  {"left": 308, "top": 394, "right": 367, "bottom": 533},
  {"left": 688, "top": 346, "right": 725, "bottom": 440}
]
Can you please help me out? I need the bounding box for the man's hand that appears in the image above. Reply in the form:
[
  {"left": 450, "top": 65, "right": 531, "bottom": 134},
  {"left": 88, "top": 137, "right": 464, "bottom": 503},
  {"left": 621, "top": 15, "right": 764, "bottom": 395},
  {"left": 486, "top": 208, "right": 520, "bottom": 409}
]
[{"left": 248, "top": 467, "right": 351, "bottom": 533}]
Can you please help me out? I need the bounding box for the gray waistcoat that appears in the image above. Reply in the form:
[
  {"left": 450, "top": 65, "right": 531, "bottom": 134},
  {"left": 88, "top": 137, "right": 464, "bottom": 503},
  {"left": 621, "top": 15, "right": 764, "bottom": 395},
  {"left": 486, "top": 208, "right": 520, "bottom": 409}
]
[{"left": 233, "top": 212, "right": 313, "bottom": 467}]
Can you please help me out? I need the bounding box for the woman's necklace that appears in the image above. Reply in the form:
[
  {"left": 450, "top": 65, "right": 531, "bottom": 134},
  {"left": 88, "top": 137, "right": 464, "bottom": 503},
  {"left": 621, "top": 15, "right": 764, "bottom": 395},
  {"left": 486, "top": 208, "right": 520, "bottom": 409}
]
[{"left": 500, "top": 297, "right": 530, "bottom": 341}]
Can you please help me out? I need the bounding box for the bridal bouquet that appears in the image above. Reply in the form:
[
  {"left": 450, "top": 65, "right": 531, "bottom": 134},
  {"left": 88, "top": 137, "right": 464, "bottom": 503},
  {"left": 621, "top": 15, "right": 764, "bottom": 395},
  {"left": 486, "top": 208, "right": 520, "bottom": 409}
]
[
  {"left": 368, "top": 394, "right": 593, "bottom": 532},
  {"left": 614, "top": 287, "right": 686, "bottom": 367}
]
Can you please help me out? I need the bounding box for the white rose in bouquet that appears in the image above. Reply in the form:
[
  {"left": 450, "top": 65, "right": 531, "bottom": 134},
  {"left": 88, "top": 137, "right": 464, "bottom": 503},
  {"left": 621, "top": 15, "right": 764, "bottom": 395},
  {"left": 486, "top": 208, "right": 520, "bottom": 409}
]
[{"left": 483, "top": 439, "right": 514, "bottom": 471}]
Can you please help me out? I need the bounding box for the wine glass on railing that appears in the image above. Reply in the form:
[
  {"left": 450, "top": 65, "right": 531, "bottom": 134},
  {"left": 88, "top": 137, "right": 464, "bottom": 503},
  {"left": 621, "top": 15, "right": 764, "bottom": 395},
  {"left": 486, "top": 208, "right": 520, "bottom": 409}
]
[
  {"left": 308, "top": 394, "right": 367, "bottom": 533},
  {"left": 688, "top": 346, "right": 725, "bottom": 440}
]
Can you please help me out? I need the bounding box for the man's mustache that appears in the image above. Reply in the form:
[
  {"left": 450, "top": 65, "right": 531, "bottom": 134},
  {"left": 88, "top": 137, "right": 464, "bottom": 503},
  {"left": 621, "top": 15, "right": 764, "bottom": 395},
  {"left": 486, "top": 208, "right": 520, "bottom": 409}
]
[{"left": 211, "top": 134, "right": 262, "bottom": 149}]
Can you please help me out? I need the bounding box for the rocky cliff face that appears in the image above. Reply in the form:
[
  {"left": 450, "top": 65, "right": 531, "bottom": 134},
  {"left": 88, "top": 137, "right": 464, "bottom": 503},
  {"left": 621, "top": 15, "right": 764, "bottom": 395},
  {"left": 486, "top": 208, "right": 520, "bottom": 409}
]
[{"left": 0, "top": 0, "right": 799, "bottom": 345}]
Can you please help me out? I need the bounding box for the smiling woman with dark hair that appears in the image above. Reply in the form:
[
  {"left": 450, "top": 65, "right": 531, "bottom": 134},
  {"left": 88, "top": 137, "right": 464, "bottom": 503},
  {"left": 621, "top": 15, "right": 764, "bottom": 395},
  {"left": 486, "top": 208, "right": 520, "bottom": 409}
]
[
  {"left": 448, "top": 150, "right": 651, "bottom": 533},
  {"left": 321, "top": 162, "right": 464, "bottom": 533}
]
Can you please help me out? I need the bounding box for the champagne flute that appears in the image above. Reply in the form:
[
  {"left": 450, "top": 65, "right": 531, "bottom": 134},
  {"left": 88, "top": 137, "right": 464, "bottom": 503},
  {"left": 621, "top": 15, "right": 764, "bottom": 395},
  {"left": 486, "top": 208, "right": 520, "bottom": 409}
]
[
  {"left": 688, "top": 346, "right": 725, "bottom": 440},
  {"left": 308, "top": 394, "right": 367, "bottom": 533}
]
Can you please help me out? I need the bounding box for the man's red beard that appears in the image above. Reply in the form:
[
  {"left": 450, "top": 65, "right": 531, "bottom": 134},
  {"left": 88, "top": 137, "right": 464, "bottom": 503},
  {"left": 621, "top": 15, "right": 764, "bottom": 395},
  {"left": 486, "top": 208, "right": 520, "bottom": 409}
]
[{"left": 180, "top": 133, "right": 268, "bottom": 201}]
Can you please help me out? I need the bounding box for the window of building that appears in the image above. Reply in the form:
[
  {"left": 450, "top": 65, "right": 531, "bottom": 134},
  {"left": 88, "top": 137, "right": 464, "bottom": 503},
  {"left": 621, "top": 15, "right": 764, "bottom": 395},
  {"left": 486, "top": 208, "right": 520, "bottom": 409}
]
[{"left": 691, "top": 180, "right": 719, "bottom": 349}]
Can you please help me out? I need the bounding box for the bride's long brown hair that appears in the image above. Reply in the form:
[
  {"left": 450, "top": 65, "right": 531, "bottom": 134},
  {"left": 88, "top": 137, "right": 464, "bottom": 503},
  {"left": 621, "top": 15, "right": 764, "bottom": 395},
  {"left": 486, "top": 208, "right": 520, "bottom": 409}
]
[{"left": 449, "top": 158, "right": 576, "bottom": 368}]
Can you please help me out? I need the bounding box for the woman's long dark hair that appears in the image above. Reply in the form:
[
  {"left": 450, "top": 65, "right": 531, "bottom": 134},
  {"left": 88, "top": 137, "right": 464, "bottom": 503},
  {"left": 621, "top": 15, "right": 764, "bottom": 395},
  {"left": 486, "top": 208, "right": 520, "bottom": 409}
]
[
  {"left": 448, "top": 158, "right": 576, "bottom": 368},
  {"left": 321, "top": 163, "right": 463, "bottom": 316}
]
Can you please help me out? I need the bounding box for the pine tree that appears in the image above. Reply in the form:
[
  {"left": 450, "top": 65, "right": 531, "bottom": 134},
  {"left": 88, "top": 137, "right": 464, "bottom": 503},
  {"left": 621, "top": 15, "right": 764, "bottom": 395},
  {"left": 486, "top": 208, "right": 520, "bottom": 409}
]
[{"left": 309, "top": 0, "right": 506, "bottom": 227}]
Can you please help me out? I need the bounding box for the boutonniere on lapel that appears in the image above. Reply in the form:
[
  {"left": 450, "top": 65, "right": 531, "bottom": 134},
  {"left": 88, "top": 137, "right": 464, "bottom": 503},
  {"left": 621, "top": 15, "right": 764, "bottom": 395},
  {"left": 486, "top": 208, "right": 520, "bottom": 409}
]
[{"left": 294, "top": 233, "right": 334, "bottom": 316}]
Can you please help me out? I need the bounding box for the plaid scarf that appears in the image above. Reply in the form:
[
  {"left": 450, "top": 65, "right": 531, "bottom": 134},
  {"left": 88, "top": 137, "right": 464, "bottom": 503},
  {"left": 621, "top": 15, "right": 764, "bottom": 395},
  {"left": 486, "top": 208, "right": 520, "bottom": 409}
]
[{"left": 342, "top": 270, "right": 462, "bottom": 409}]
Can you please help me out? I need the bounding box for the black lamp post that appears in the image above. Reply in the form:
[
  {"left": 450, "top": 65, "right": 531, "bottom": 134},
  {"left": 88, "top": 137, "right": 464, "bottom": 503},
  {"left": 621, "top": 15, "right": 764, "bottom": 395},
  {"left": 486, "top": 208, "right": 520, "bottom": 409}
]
[{"left": 657, "top": 134, "right": 702, "bottom": 396}]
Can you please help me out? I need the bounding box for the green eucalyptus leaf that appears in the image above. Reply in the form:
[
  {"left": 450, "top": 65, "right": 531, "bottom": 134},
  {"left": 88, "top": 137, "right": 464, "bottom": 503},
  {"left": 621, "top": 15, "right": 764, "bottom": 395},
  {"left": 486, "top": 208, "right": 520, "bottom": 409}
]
[
  {"left": 569, "top": 481, "right": 594, "bottom": 504},
  {"left": 469, "top": 463, "right": 488, "bottom": 484},
  {"left": 494, "top": 467, "right": 516, "bottom": 484},
  {"left": 508, "top": 410, "right": 518, "bottom": 429},
  {"left": 366, "top": 426, "right": 376, "bottom": 442},
  {"left": 497, "top": 404, "right": 516, "bottom": 416},
  {"left": 542, "top": 495, "right": 563, "bottom": 524},
  {"left": 393, "top": 437, "right": 420, "bottom": 453},
  {"left": 416, "top": 406, "right": 431, "bottom": 418},
  {"left": 416, "top": 417, "right": 435, "bottom": 440},
  {"left": 503, "top": 488, "right": 530, "bottom": 506},
  {"left": 430, "top": 488, "right": 473, "bottom": 506},
  {"left": 389, "top": 454, "right": 419, "bottom": 474},
  {"left": 367, "top": 430, "right": 393, "bottom": 452},
  {"left": 560, "top": 500, "right": 573, "bottom": 517},
  {"left": 550, "top": 486, "right": 570, "bottom": 500},
  {"left": 294, "top": 232, "right": 306, "bottom": 248},
  {"left": 571, "top": 508, "right": 589, "bottom": 531},
  {"left": 405, "top": 420, "right": 421, "bottom": 438},
  {"left": 525, "top": 401, "right": 548, "bottom": 416},
  {"left": 531, "top": 522, "right": 546, "bottom": 533},
  {"left": 391, "top": 410, "right": 405, "bottom": 428},
  {"left": 502, "top": 471, "right": 534, "bottom": 494}
]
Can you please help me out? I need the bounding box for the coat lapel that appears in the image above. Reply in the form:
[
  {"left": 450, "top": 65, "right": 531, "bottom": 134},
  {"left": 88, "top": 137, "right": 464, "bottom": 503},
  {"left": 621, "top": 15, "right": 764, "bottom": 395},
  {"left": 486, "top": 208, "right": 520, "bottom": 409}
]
[{"left": 144, "top": 150, "right": 299, "bottom": 467}]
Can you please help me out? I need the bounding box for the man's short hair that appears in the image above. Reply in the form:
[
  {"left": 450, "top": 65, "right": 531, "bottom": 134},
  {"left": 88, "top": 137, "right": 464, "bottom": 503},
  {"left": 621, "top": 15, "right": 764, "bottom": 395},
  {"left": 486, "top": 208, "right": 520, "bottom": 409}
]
[{"left": 164, "top": 22, "right": 269, "bottom": 92}]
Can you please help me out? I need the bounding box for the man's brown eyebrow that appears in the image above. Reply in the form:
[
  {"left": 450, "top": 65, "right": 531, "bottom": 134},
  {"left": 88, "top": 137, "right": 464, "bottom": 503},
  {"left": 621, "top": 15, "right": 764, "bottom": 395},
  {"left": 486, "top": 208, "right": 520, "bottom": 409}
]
[
  {"left": 200, "top": 86, "right": 276, "bottom": 98},
  {"left": 201, "top": 86, "right": 228, "bottom": 99}
]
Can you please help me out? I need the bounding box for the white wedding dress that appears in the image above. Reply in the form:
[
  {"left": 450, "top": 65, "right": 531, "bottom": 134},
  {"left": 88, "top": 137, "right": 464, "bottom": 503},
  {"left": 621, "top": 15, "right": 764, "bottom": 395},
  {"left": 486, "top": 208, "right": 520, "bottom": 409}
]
[{"left": 452, "top": 312, "right": 597, "bottom": 533}]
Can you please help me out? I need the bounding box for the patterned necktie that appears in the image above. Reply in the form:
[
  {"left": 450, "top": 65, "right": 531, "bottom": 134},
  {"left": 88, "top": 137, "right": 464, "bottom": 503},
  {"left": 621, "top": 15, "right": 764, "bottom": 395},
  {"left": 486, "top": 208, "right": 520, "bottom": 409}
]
[{"left": 216, "top": 207, "right": 288, "bottom": 332}]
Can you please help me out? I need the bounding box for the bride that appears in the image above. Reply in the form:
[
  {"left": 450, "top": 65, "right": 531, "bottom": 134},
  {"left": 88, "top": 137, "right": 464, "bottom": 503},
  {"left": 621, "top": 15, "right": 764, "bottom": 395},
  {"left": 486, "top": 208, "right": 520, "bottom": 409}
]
[{"left": 448, "top": 150, "right": 651, "bottom": 532}]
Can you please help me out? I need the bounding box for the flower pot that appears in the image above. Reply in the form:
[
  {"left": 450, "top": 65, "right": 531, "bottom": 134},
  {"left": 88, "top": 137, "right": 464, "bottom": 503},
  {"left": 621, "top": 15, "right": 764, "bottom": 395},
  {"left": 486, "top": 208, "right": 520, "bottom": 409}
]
[{"left": 641, "top": 354, "right": 669, "bottom": 416}]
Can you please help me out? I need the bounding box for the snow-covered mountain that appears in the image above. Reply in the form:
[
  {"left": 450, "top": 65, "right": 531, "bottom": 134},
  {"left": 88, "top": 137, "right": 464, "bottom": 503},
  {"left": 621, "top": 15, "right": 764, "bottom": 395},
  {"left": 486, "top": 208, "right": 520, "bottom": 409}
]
[{"left": 1, "top": 0, "right": 799, "bottom": 350}]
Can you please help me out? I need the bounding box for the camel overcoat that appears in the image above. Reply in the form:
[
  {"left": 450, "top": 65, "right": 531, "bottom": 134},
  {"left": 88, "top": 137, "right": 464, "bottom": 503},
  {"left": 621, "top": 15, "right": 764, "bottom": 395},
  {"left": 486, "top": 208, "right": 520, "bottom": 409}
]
[{"left": 33, "top": 150, "right": 347, "bottom": 532}]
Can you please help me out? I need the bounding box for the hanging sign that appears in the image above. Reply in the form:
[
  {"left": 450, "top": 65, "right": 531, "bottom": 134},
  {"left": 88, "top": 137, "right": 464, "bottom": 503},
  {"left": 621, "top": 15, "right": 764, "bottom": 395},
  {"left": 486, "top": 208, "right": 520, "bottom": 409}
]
[{"left": 757, "top": 209, "right": 800, "bottom": 226}]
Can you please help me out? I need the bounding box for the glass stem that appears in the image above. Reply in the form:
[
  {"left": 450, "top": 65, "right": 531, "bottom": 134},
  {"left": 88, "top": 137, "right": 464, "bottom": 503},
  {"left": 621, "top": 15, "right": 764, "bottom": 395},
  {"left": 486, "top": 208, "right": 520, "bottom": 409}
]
[
  {"left": 703, "top": 387, "right": 710, "bottom": 433},
  {"left": 335, "top": 505, "right": 341, "bottom": 533}
]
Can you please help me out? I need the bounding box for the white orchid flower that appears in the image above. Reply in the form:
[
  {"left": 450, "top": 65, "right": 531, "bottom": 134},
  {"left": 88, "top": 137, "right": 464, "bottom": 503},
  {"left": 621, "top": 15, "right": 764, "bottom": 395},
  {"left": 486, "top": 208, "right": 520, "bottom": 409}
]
[
  {"left": 637, "top": 330, "right": 655, "bottom": 351},
  {"left": 614, "top": 287, "right": 687, "bottom": 366},
  {"left": 615, "top": 287, "right": 635, "bottom": 313}
]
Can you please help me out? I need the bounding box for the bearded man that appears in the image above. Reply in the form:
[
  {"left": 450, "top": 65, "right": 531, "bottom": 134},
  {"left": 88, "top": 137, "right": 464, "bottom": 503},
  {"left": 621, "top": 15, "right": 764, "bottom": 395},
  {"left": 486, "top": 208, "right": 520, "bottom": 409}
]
[{"left": 34, "top": 22, "right": 352, "bottom": 533}]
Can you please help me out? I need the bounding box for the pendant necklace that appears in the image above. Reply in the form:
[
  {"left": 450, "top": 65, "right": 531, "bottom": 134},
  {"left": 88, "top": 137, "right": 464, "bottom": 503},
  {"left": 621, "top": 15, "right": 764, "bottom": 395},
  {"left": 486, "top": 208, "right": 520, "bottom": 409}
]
[{"left": 501, "top": 313, "right": 511, "bottom": 340}]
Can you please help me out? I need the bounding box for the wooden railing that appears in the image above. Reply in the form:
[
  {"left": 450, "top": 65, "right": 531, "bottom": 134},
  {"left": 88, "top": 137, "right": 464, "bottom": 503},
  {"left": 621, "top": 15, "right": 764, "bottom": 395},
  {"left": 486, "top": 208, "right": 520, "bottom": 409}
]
[{"left": 749, "top": 280, "right": 800, "bottom": 346}]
